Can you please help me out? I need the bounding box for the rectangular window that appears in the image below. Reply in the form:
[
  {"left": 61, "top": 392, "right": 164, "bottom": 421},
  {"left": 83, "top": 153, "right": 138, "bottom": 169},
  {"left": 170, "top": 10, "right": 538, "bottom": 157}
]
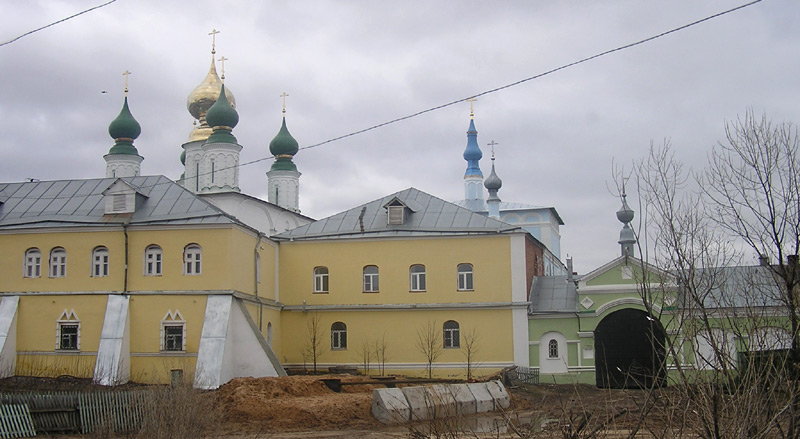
[
  {"left": 458, "top": 272, "right": 473, "bottom": 290},
  {"left": 112, "top": 194, "right": 126, "bottom": 212},
  {"left": 363, "top": 268, "right": 379, "bottom": 292},
  {"left": 314, "top": 268, "right": 329, "bottom": 293},
  {"left": 59, "top": 324, "right": 79, "bottom": 350},
  {"left": 164, "top": 325, "right": 184, "bottom": 351}
]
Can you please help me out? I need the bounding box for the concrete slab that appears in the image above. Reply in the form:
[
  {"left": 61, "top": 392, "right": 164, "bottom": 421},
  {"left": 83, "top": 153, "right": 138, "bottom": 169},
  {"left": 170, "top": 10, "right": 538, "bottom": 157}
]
[
  {"left": 449, "top": 384, "right": 477, "bottom": 415},
  {"left": 402, "top": 386, "right": 434, "bottom": 421},
  {"left": 486, "top": 380, "right": 511, "bottom": 409},
  {"left": 467, "top": 382, "right": 494, "bottom": 413},
  {"left": 430, "top": 384, "right": 457, "bottom": 418},
  {"left": 371, "top": 388, "right": 410, "bottom": 424}
]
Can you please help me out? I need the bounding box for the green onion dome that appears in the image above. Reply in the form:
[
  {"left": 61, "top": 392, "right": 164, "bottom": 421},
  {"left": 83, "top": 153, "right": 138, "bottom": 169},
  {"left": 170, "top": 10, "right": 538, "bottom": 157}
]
[
  {"left": 205, "top": 85, "right": 239, "bottom": 144},
  {"left": 107, "top": 97, "right": 141, "bottom": 155},
  {"left": 269, "top": 118, "right": 299, "bottom": 171}
]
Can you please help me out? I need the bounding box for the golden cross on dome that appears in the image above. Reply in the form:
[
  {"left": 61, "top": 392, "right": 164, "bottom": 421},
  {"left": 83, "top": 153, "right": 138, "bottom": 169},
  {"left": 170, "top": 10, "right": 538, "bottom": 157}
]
[
  {"left": 209, "top": 28, "right": 220, "bottom": 54},
  {"left": 467, "top": 97, "right": 477, "bottom": 118},
  {"left": 218, "top": 56, "right": 228, "bottom": 81},
  {"left": 487, "top": 140, "right": 498, "bottom": 158},
  {"left": 122, "top": 70, "right": 131, "bottom": 96},
  {"left": 280, "top": 92, "right": 289, "bottom": 115}
]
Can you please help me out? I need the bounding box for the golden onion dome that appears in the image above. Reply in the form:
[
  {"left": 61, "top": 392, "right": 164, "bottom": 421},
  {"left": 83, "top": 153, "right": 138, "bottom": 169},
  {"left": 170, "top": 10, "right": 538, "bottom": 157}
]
[{"left": 186, "top": 57, "right": 236, "bottom": 142}]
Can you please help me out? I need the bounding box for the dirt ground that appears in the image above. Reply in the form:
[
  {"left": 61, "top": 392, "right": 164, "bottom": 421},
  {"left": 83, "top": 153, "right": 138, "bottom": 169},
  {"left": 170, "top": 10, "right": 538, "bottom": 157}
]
[{"left": 1, "top": 375, "right": 663, "bottom": 438}]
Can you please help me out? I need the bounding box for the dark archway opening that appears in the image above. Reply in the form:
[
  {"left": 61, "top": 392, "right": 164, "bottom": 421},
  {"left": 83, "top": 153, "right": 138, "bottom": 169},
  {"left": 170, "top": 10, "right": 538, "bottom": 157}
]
[{"left": 595, "top": 308, "right": 666, "bottom": 389}]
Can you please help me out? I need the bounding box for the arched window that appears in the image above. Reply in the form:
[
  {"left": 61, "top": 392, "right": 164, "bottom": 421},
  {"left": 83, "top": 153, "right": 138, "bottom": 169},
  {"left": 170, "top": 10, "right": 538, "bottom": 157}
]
[
  {"left": 548, "top": 339, "right": 559, "bottom": 358},
  {"left": 49, "top": 247, "right": 67, "bottom": 278},
  {"left": 410, "top": 264, "right": 426, "bottom": 291},
  {"left": 363, "top": 265, "right": 379, "bottom": 292},
  {"left": 183, "top": 244, "right": 202, "bottom": 275},
  {"left": 24, "top": 248, "right": 41, "bottom": 278},
  {"left": 457, "top": 263, "right": 473, "bottom": 291},
  {"left": 443, "top": 320, "right": 460, "bottom": 348},
  {"left": 331, "top": 322, "right": 347, "bottom": 350},
  {"left": 314, "top": 266, "right": 329, "bottom": 293},
  {"left": 144, "top": 245, "right": 162, "bottom": 276},
  {"left": 92, "top": 246, "right": 109, "bottom": 277}
]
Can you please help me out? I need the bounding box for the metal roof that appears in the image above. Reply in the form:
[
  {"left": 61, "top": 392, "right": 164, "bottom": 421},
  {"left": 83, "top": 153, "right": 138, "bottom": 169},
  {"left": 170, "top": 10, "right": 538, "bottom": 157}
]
[
  {"left": 0, "top": 176, "right": 237, "bottom": 229},
  {"left": 529, "top": 275, "right": 578, "bottom": 313},
  {"left": 274, "top": 187, "right": 521, "bottom": 241},
  {"left": 683, "top": 265, "right": 785, "bottom": 309},
  {"left": 453, "top": 199, "right": 565, "bottom": 225}
]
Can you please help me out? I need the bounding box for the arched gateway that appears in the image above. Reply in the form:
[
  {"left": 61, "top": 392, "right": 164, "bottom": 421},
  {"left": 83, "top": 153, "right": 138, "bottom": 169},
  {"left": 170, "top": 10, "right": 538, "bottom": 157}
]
[{"left": 595, "top": 308, "right": 666, "bottom": 388}]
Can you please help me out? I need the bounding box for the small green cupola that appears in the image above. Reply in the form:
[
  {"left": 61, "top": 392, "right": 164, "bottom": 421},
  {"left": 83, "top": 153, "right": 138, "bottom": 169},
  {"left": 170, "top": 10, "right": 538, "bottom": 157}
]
[
  {"left": 205, "top": 84, "right": 239, "bottom": 144},
  {"left": 107, "top": 97, "right": 141, "bottom": 155},
  {"left": 269, "top": 117, "right": 299, "bottom": 171}
]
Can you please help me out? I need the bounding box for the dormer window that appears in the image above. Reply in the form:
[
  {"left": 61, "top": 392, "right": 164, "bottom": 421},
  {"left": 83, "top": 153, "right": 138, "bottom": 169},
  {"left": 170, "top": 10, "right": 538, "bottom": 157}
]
[
  {"left": 102, "top": 179, "right": 146, "bottom": 215},
  {"left": 388, "top": 205, "right": 405, "bottom": 225}
]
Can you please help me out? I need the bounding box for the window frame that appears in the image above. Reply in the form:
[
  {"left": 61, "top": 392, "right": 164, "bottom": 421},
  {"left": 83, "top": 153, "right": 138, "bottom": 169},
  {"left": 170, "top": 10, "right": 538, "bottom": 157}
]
[
  {"left": 56, "top": 309, "right": 80, "bottom": 351},
  {"left": 363, "top": 265, "right": 379, "bottom": 293},
  {"left": 183, "top": 244, "right": 202, "bottom": 276},
  {"left": 49, "top": 247, "right": 67, "bottom": 278},
  {"left": 144, "top": 245, "right": 163, "bottom": 276},
  {"left": 91, "top": 246, "right": 109, "bottom": 277},
  {"left": 443, "top": 320, "right": 460, "bottom": 349},
  {"left": 24, "top": 248, "right": 41, "bottom": 278},
  {"left": 331, "top": 322, "right": 347, "bottom": 350},
  {"left": 409, "top": 264, "right": 426, "bottom": 292},
  {"left": 548, "top": 339, "right": 559, "bottom": 359},
  {"left": 313, "top": 266, "right": 329, "bottom": 293},
  {"left": 161, "top": 310, "right": 186, "bottom": 352},
  {"left": 457, "top": 263, "right": 474, "bottom": 291}
]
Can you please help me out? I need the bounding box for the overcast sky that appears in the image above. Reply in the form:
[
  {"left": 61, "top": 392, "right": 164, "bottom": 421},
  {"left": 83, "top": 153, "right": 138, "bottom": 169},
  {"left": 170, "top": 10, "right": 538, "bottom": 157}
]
[{"left": 1, "top": 0, "right": 797, "bottom": 273}]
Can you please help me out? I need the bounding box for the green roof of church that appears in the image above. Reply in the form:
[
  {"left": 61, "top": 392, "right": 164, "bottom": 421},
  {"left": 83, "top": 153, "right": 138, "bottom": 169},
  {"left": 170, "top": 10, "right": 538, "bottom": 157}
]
[
  {"left": 269, "top": 118, "right": 299, "bottom": 171},
  {"left": 205, "top": 85, "right": 239, "bottom": 144}
]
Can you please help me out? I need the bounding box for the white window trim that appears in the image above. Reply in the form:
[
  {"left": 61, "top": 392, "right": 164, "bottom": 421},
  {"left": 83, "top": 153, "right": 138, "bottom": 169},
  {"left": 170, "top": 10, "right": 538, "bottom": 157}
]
[
  {"left": 183, "top": 244, "right": 202, "bottom": 276},
  {"left": 331, "top": 322, "right": 347, "bottom": 350},
  {"left": 313, "top": 267, "right": 329, "bottom": 293},
  {"left": 457, "top": 264, "right": 474, "bottom": 291},
  {"left": 144, "top": 245, "right": 163, "bottom": 276},
  {"left": 24, "top": 248, "right": 41, "bottom": 278},
  {"left": 49, "top": 248, "right": 67, "bottom": 278},
  {"left": 443, "top": 321, "right": 460, "bottom": 349},
  {"left": 363, "top": 266, "right": 379, "bottom": 293},
  {"left": 56, "top": 309, "right": 80, "bottom": 351},
  {"left": 92, "top": 247, "right": 109, "bottom": 277},
  {"left": 410, "top": 265, "right": 426, "bottom": 291},
  {"left": 160, "top": 310, "right": 186, "bottom": 352}
]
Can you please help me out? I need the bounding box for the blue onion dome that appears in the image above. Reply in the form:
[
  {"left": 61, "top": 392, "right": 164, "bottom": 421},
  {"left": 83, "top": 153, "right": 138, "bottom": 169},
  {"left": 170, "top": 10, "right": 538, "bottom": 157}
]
[
  {"left": 484, "top": 161, "right": 502, "bottom": 191},
  {"left": 463, "top": 119, "right": 482, "bottom": 177},
  {"left": 107, "top": 97, "right": 141, "bottom": 155},
  {"left": 205, "top": 85, "right": 239, "bottom": 144},
  {"left": 269, "top": 117, "right": 299, "bottom": 172}
]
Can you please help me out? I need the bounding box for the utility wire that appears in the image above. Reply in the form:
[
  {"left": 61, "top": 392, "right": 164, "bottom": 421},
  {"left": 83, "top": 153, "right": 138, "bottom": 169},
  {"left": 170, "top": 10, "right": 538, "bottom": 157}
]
[
  {"left": 11, "top": 0, "right": 763, "bottom": 195},
  {"left": 0, "top": 0, "right": 118, "bottom": 48}
]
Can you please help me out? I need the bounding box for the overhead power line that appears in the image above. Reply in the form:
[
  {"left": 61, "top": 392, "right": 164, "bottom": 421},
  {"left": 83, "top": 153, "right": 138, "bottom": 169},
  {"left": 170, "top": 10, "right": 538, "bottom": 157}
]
[
  {"left": 0, "top": 0, "right": 118, "bottom": 48},
  {"left": 14, "top": 0, "right": 763, "bottom": 194}
]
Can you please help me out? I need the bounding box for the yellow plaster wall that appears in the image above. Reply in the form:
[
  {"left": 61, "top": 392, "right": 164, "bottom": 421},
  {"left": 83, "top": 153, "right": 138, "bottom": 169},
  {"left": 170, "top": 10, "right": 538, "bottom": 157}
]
[
  {"left": 278, "top": 236, "right": 512, "bottom": 306},
  {"left": 15, "top": 295, "right": 108, "bottom": 377},
  {"left": 280, "top": 308, "right": 514, "bottom": 377},
  {"left": 0, "top": 230, "right": 125, "bottom": 292}
]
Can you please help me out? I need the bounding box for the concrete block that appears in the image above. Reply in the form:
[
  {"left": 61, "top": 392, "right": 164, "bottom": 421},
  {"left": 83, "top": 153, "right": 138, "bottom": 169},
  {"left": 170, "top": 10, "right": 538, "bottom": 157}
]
[
  {"left": 430, "top": 384, "right": 457, "bottom": 418},
  {"left": 486, "top": 380, "right": 511, "bottom": 410},
  {"left": 449, "top": 384, "right": 477, "bottom": 415},
  {"left": 371, "top": 388, "right": 410, "bottom": 424},
  {"left": 467, "top": 382, "right": 494, "bottom": 413},
  {"left": 402, "top": 386, "right": 434, "bottom": 421}
]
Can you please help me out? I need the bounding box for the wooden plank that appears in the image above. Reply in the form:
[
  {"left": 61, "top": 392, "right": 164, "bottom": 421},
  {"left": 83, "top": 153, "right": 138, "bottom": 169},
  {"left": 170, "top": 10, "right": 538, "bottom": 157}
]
[{"left": 0, "top": 404, "right": 36, "bottom": 438}]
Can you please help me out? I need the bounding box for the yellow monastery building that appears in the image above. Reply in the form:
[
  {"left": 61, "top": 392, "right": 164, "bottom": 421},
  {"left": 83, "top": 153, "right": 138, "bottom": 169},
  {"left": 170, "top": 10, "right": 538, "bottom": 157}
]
[{"left": 0, "top": 44, "right": 560, "bottom": 388}]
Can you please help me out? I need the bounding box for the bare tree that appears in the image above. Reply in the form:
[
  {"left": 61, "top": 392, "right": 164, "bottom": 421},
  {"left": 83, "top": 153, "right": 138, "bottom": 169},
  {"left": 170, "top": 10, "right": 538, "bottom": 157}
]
[
  {"left": 373, "top": 332, "right": 389, "bottom": 377},
  {"left": 462, "top": 328, "right": 480, "bottom": 381},
  {"left": 416, "top": 321, "right": 442, "bottom": 379},
  {"left": 627, "top": 113, "right": 800, "bottom": 437},
  {"left": 358, "top": 337, "right": 372, "bottom": 376},
  {"left": 302, "top": 312, "right": 326, "bottom": 373}
]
